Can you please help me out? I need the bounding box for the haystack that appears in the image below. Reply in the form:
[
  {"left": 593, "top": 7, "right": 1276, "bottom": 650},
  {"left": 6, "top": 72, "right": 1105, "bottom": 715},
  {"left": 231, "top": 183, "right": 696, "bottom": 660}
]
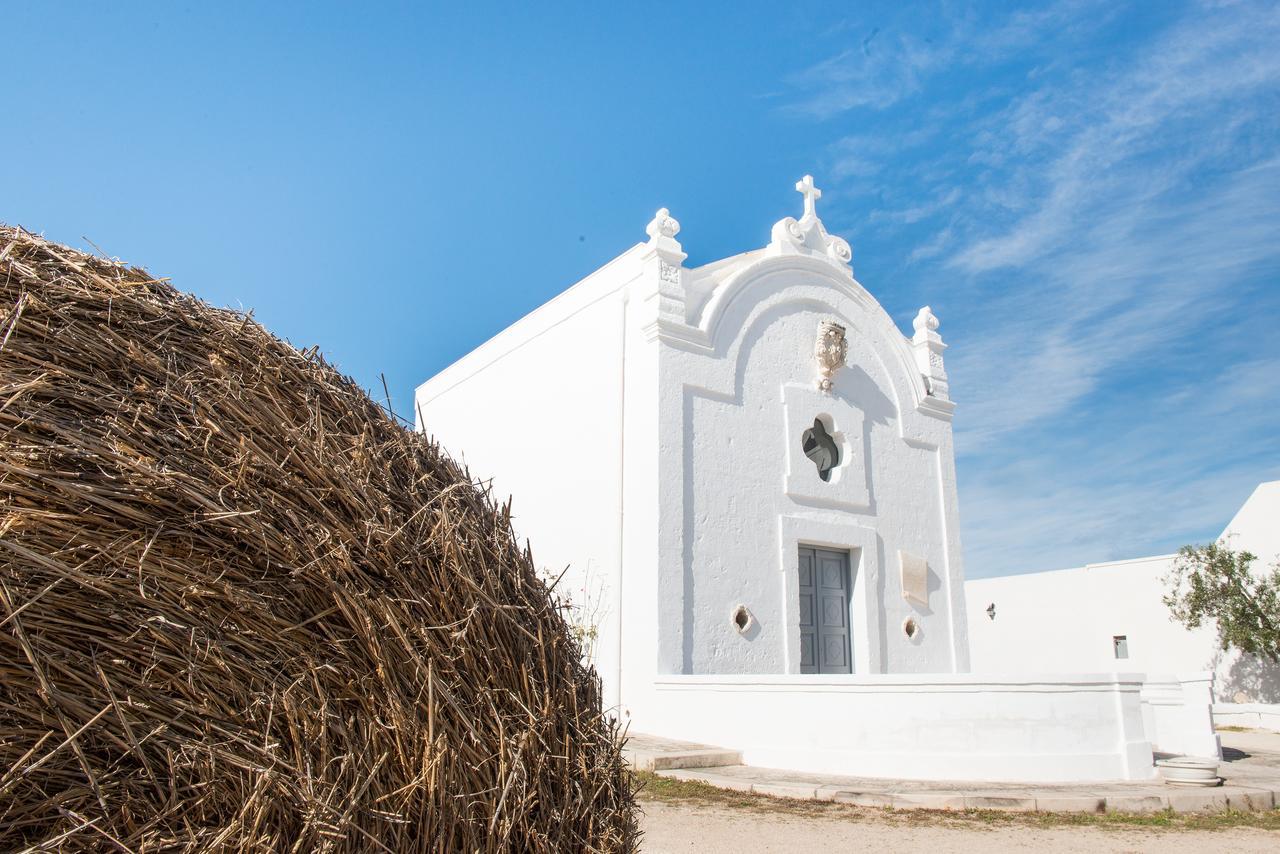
[{"left": 0, "top": 226, "right": 636, "bottom": 851}]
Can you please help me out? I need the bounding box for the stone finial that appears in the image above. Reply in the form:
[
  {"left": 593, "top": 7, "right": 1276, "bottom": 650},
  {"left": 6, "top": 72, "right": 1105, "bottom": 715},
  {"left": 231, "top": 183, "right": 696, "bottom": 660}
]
[
  {"left": 911, "top": 305, "right": 949, "bottom": 401},
  {"left": 796, "top": 174, "right": 823, "bottom": 220},
  {"left": 646, "top": 207, "right": 680, "bottom": 242},
  {"left": 643, "top": 207, "right": 686, "bottom": 271},
  {"left": 912, "top": 306, "right": 940, "bottom": 341},
  {"left": 814, "top": 320, "right": 848, "bottom": 393}
]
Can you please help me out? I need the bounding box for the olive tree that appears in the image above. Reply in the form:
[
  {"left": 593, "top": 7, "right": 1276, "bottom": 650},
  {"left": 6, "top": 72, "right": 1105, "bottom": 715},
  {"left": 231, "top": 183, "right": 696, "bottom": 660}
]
[{"left": 1164, "top": 542, "right": 1280, "bottom": 662}]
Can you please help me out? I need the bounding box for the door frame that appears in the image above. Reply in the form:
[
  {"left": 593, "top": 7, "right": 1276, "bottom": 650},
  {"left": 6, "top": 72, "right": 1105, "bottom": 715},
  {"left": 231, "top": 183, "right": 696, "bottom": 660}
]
[{"left": 778, "top": 514, "right": 881, "bottom": 675}]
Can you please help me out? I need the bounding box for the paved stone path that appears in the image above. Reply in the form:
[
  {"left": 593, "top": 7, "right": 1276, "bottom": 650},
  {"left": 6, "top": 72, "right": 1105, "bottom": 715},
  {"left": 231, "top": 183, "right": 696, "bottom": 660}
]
[{"left": 628, "top": 730, "right": 1280, "bottom": 813}]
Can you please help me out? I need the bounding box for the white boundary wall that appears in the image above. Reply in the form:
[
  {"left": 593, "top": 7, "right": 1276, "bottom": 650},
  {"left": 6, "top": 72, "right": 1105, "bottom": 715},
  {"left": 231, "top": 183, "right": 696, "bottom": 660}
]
[
  {"left": 1214, "top": 703, "right": 1280, "bottom": 732},
  {"left": 635, "top": 674, "right": 1155, "bottom": 782},
  {"left": 1140, "top": 673, "right": 1220, "bottom": 757},
  {"left": 966, "top": 482, "right": 1280, "bottom": 706},
  {"left": 966, "top": 555, "right": 1204, "bottom": 674}
]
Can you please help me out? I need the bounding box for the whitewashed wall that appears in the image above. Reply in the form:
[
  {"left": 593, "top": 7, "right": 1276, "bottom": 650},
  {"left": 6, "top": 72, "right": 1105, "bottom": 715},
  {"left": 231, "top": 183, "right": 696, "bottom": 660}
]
[
  {"left": 653, "top": 257, "right": 968, "bottom": 678},
  {"left": 636, "top": 673, "right": 1155, "bottom": 782},
  {"left": 1214, "top": 704, "right": 1280, "bottom": 730},
  {"left": 966, "top": 482, "right": 1280, "bottom": 704},
  {"left": 1222, "top": 482, "right": 1280, "bottom": 571},
  {"left": 966, "top": 555, "right": 1208, "bottom": 674},
  {"left": 1141, "top": 674, "right": 1220, "bottom": 757},
  {"left": 415, "top": 247, "right": 649, "bottom": 710}
]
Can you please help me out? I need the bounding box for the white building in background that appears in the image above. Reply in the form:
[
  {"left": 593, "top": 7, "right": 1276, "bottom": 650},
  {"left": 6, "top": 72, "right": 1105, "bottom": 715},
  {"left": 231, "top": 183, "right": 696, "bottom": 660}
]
[
  {"left": 415, "top": 177, "right": 1215, "bottom": 781},
  {"left": 967, "top": 481, "right": 1280, "bottom": 726}
]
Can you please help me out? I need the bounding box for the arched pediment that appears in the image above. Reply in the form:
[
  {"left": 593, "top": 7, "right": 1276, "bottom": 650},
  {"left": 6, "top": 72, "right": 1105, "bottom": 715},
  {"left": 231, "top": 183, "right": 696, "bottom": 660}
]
[{"left": 659, "top": 254, "right": 951, "bottom": 447}]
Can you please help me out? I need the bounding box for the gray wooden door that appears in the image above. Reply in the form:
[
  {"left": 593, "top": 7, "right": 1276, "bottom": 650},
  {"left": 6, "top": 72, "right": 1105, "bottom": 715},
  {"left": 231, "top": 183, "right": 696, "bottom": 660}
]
[{"left": 798, "top": 546, "right": 852, "bottom": 674}]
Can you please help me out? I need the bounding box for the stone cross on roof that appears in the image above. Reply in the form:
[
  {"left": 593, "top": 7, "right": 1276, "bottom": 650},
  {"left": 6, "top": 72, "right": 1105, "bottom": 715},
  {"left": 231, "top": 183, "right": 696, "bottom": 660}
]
[
  {"left": 767, "top": 174, "right": 852, "bottom": 272},
  {"left": 796, "top": 174, "right": 822, "bottom": 220}
]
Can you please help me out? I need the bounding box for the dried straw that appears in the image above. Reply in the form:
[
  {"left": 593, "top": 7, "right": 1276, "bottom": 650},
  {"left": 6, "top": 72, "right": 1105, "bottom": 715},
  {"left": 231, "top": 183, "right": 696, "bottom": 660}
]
[{"left": 0, "top": 226, "right": 636, "bottom": 852}]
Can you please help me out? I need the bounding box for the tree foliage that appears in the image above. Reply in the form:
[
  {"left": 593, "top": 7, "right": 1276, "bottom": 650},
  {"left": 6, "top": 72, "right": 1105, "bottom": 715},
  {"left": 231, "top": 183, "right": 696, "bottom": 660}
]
[{"left": 1164, "top": 542, "right": 1280, "bottom": 662}]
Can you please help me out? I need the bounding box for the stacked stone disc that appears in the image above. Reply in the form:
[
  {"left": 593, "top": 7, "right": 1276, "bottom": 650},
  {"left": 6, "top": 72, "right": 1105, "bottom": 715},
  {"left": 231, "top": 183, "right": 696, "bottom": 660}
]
[{"left": 0, "top": 226, "right": 635, "bottom": 852}]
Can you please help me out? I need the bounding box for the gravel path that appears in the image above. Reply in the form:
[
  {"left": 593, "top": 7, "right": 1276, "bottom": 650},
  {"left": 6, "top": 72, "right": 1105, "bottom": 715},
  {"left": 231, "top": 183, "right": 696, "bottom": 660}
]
[{"left": 639, "top": 800, "right": 1280, "bottom": 853}]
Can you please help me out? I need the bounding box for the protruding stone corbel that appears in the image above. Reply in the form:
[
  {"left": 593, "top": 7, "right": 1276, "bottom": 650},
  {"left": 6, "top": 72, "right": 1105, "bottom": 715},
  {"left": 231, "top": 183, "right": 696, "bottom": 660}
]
[
  {"left": 912, "top": 306, "right": 949, "bottom": 401},
  {"left": 899, "top": 550, "right": 929, "bottom": 608}
]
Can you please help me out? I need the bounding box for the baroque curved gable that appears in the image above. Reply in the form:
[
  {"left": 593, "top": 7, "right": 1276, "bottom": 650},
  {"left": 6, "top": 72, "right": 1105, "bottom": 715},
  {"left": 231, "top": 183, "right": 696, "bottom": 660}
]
[{"left": 668, "top": 255, "right": 952, "bottom": 448}]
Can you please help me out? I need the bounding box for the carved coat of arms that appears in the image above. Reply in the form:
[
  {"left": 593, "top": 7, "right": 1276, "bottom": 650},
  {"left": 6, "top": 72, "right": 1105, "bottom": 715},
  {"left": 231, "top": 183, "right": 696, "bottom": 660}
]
[{"left": 815, "top": 321, "right": 848, "bottom": 393}]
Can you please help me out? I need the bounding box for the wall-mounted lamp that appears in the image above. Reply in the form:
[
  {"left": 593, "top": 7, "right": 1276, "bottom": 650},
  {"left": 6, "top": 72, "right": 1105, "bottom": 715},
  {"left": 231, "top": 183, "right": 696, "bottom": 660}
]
[{"left": 986, "top": 603, "right": 996, "bottom": 621}]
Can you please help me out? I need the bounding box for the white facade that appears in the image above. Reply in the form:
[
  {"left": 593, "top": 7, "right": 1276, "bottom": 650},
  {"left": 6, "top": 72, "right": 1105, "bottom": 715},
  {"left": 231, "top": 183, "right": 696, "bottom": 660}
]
[
  {"left": 416, "top": 180, "right": 969, "bottom": 706},
  {"left": 966, "top": 482, "right": 1280, "bottom": 708},
  {"left": 415, "top": 177, "right": 1216, "bottom": 781}
]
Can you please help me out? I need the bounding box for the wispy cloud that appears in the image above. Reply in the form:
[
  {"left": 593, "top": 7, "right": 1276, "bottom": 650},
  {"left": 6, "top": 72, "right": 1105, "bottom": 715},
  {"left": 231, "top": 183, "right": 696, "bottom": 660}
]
[
  {"left": 950, "top": 154, "right": 1280, "bottom": 450},
  {"left": 786, "top": 0, "right": 1280, "bottom": 575},
  {"left": 787, "top": 39, "right": 945, "bottom": 118},
  {"left": 788, "top": 0, "right": 1114, "bottom": 120},
  {"left": 871, "top": 187, "right": 961, "bottom": 226},
  {"left": 960, "top": 356, "right": 1280, "bottom": 577},
  {"left": 950, "top": 7, "right": 1280, "bottom": 275}
]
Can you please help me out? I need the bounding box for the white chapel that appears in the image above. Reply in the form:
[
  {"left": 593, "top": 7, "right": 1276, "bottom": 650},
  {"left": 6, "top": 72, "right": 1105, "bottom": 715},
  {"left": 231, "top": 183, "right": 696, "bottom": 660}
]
[{"left": 416, "top": 178, "right": 1216, "bottom": 782}]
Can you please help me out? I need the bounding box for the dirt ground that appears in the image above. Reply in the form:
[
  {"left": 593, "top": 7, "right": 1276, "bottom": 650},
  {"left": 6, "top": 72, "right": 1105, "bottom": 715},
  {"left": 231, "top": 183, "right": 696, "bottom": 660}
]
[{"left": 639, "top": 800, "right": 1280, "bottom": 853}]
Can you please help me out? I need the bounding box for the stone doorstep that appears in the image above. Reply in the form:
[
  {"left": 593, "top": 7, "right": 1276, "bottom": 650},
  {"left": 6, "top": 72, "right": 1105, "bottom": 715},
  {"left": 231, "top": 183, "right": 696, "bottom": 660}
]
[
  {"left": 627, "top": 748, "right": 743, "bottom": 772},
  {"left": 648, "top": 749, "right": 744, "bottom": 771},
  {"left": 652, "top": 768, "right": 1280, "bottom": 814}
]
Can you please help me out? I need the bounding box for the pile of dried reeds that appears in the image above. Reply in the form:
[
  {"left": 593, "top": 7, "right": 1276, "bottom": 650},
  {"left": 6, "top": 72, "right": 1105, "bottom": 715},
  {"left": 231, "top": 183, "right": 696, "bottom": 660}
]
[{"left": 0, "top": 225, "right": 636, "bottom": 852}]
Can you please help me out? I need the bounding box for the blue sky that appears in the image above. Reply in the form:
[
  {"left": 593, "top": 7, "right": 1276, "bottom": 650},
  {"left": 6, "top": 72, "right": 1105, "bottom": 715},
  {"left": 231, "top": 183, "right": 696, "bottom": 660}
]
[{"left": 5, "top": 1, "right": 1278, "bottom": 578}]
